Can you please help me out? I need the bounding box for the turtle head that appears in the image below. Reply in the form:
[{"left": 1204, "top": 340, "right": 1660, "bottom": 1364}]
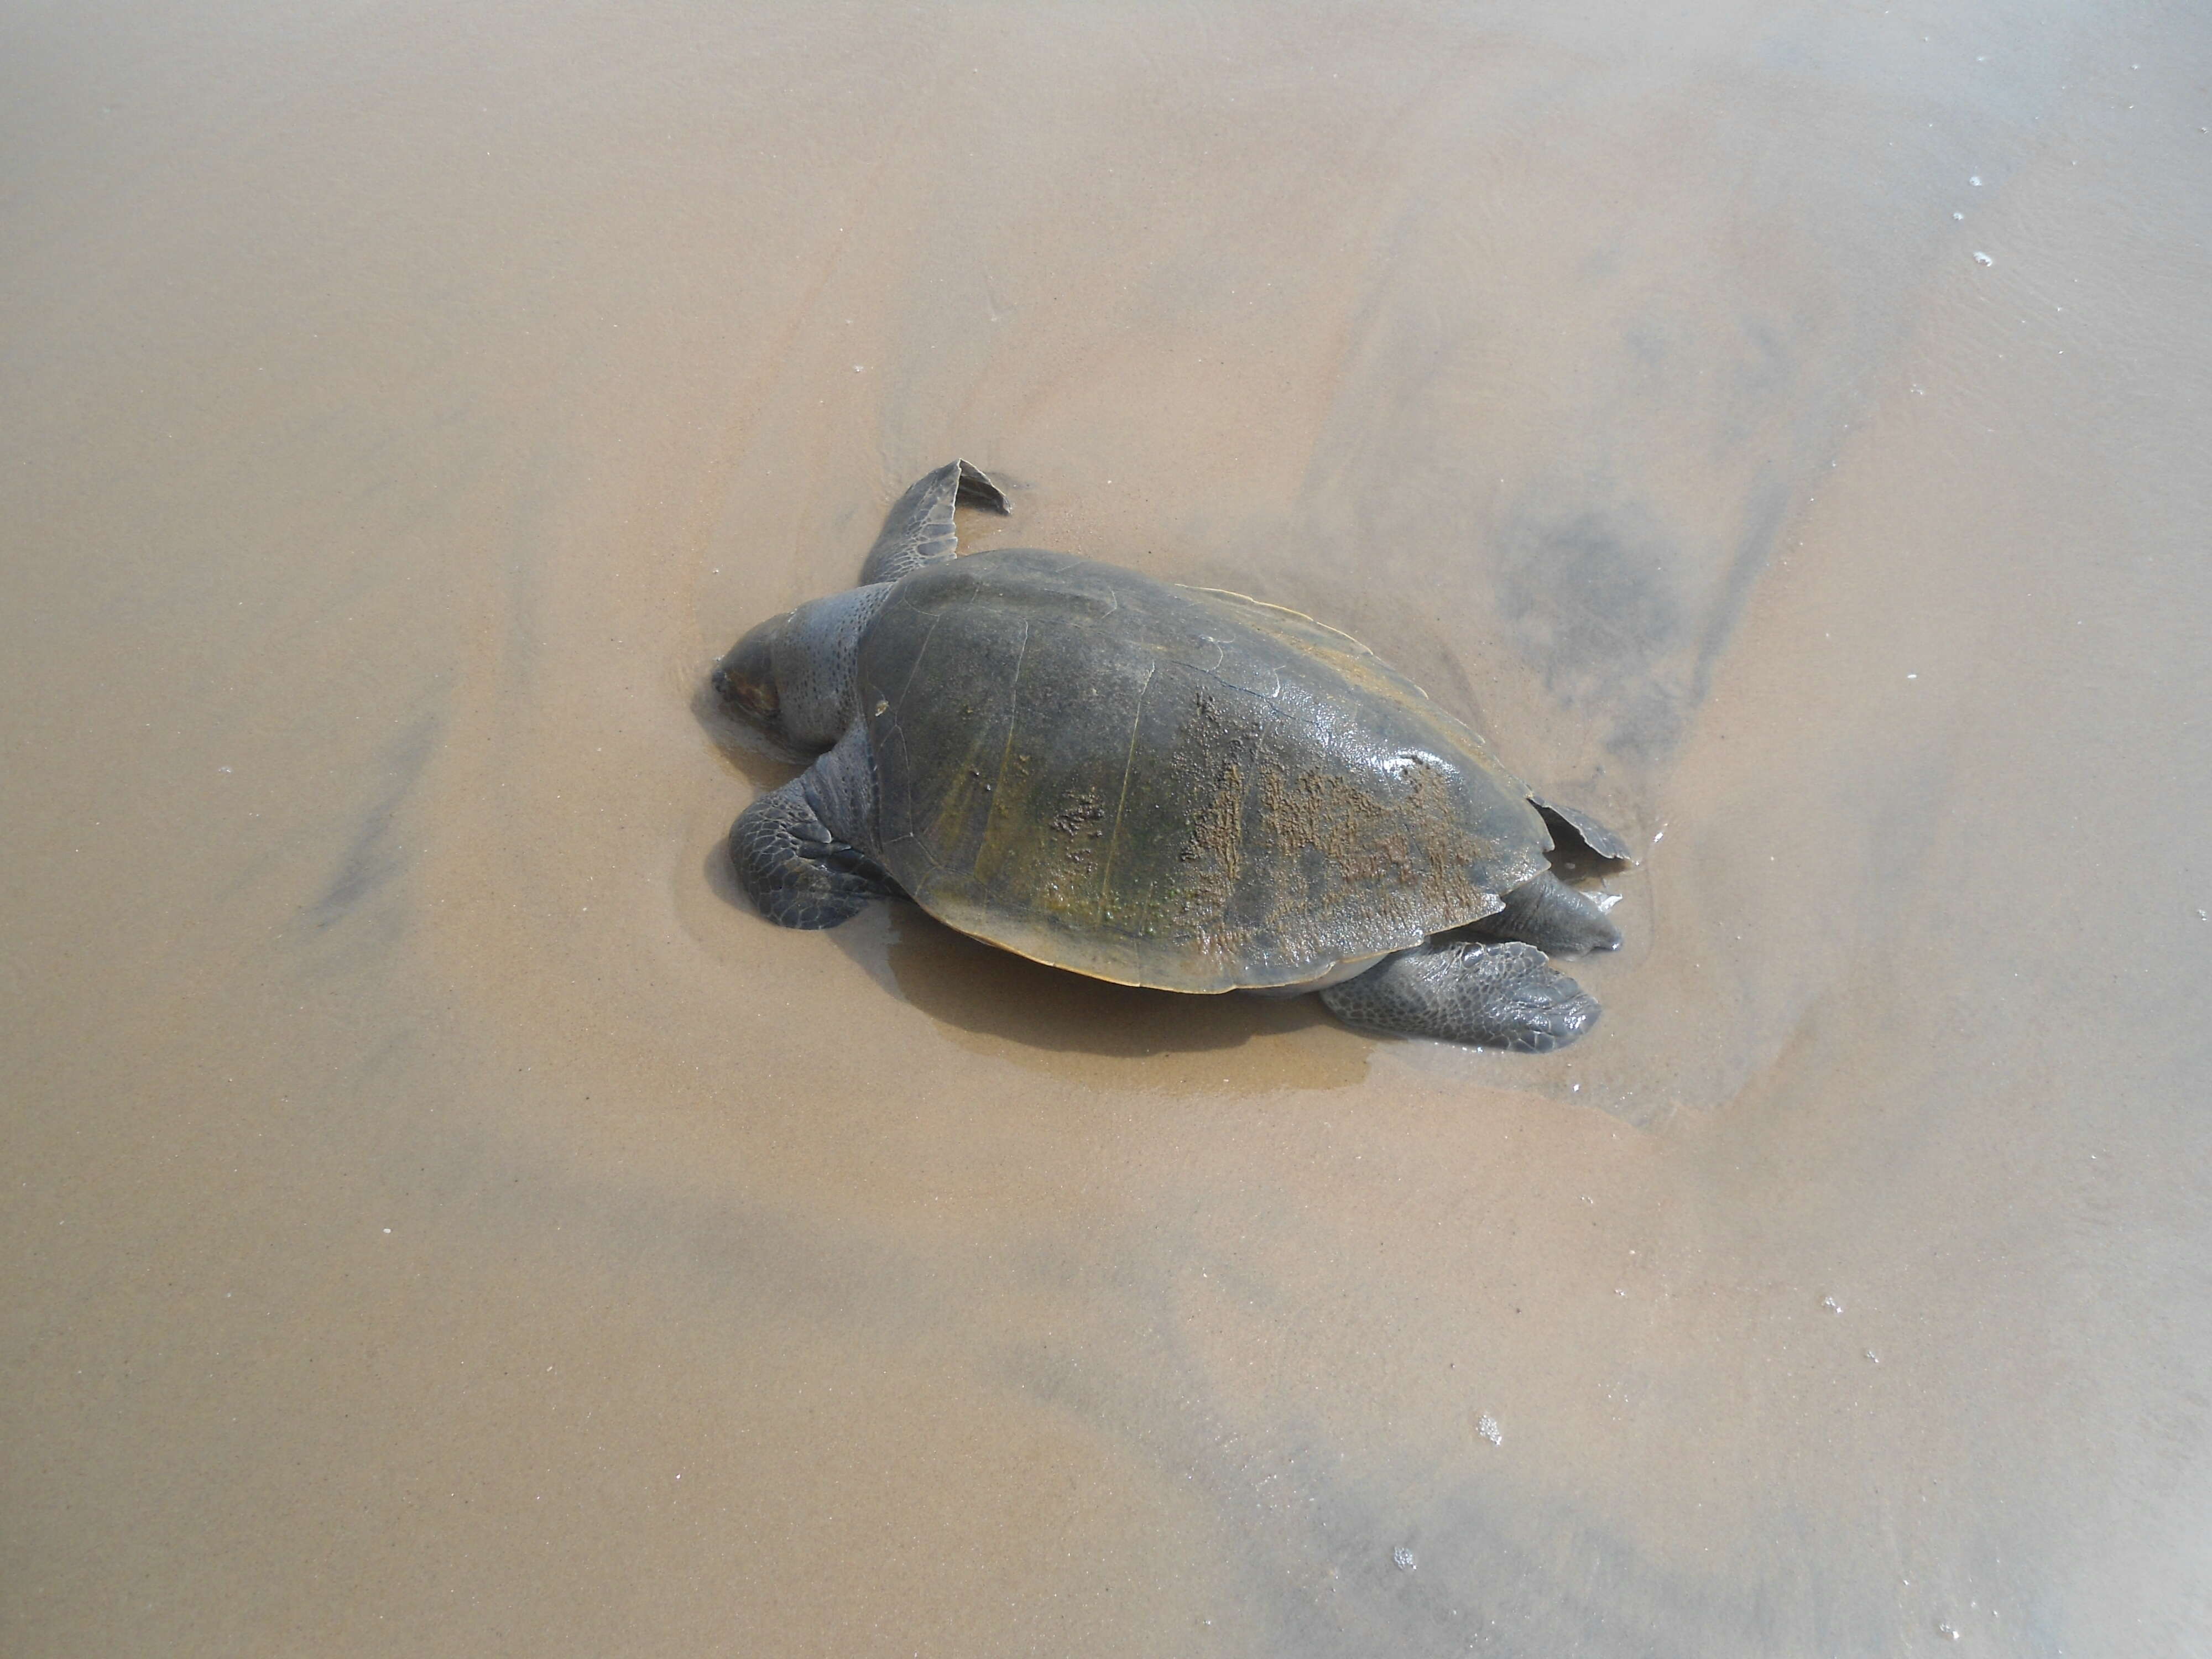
[
  {"left": 711, "top": 613, "right": 788, "bottom": 735},
  {"left": 713, "top": 586, "right": 884, "bottom": 750}
]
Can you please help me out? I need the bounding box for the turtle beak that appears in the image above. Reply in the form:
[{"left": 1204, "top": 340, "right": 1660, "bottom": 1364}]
[{"left": 712, "top": 614, "right": 786, "bottom": 731}]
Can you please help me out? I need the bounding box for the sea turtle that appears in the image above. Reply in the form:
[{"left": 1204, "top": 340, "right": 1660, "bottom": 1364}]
[{"left": 711, "top": 461, "right": 1632, "bottom": 1051}]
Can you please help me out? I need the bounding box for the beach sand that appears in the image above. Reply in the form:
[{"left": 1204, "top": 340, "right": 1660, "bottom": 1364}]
[{"left": 5, "top": 3, "right": 2208, "bottom": 1652}]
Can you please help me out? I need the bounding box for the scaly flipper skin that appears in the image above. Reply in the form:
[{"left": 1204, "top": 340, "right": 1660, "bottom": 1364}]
[
  {"left": 858, "top": 459, "right": 1009, "bottom": 586},
  {"left": 729, "top": 727, "right": 894, "bottom": 928},
  {"left": 1472, "top": 869, "right": 1622, "bottom": 954},
  {"left": 1319, "top": 940, "right": 1599, "bottom": 1052}
]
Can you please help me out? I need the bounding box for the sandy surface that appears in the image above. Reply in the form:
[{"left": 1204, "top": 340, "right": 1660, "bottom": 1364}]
[{"left": 6, "top": 2, "right": 2209, "bottom": 1653}]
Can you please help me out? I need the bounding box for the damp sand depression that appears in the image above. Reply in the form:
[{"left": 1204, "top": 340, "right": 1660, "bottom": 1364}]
[{"left": 4, "top": 3, "right": 2209, "bottom": 1653}]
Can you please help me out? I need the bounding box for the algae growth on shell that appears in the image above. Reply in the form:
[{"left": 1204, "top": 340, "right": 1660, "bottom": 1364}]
[{"left": 859, "top": 547, "right": 1563, "bottom": 991}]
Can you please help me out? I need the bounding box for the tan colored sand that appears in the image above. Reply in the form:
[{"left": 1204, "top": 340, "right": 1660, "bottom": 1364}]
[{"left": 6, "top": 2, "right": 2209, "bottom": 1653}]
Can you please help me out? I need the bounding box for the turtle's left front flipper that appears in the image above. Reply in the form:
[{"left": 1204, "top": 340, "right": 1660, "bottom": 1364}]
[
  {"left": 1320, "top": 940, "right": 1598, "bottom": 1052},
  {"left": 729, "top": 727, "right": 896, "bottom": 928},
  {"left": 859, "top": 460, "right": 1009, "bottom": 585}
]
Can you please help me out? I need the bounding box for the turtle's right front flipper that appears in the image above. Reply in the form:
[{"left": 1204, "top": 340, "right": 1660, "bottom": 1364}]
[
  {"left": 729, "top": 727, "right": 895, "bottom": 928},
  {"left": 858, "top": 460, "right": 1009, "bottom": 585},
  {"left": 1319, "top": 940, "right": 1598, "bottom": 1052}
]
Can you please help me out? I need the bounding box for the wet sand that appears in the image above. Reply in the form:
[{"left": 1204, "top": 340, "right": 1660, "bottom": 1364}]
[{"left": 6, "top": 2, "right": 2209, "bottom": 1653}]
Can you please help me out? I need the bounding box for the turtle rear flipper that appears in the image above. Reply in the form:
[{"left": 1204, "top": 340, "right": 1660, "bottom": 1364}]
[
  {"left": 1530, "top": 794, "right": 1635, "bottom": 864},
  {"left": 1320, "top": 940, "right": 1598, "bottom": 1052},
  {"left": 859, "top": 460, "right": 1009, "bottom": 585},
  {"left": 1472, "top": 870, "right": 1621, "bottom": 954}
]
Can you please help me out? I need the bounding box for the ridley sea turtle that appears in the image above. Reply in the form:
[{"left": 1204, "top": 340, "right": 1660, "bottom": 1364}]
[{"left": 711, "top": 461, "right": 1632, "bottom": 1051}]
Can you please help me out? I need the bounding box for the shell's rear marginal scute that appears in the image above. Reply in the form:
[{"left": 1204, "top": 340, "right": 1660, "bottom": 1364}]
[
  {"left": 861, "top": 549, "right": 1552, "bottom": 993},
  {"left": 858, "top": 459, "right": 1010, "bottom": 586}
]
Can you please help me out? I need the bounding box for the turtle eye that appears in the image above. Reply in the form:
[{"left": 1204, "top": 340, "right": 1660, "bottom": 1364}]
[{"left": 714, "top": 615, "right": 785, "bottom": 727}]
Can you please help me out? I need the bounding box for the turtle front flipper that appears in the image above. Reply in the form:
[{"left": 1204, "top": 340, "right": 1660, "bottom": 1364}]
[
  {"left": 1319, "top": 940, "right": 1599, "bottom": 1052},
  {"left": 729, "top": 727, "right": 896, "bottom": 928},
  {"left": 858, "top": 460, "right": 1009, "bottom": 585}
]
